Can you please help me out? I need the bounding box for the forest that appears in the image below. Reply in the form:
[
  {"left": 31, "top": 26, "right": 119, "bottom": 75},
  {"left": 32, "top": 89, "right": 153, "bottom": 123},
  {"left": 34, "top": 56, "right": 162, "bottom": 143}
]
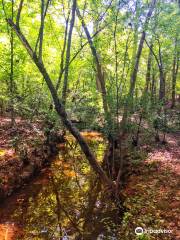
[{"left": 0, "top": 0, "right": 179, "bottom": 239}]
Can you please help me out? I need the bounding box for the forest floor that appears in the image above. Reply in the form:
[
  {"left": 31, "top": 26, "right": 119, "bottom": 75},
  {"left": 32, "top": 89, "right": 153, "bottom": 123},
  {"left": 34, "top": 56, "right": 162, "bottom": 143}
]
[
  {"left": 0, "top": 116, "right": 61, "bottom": 202},
  {"left": 0, "top": 115, "right": 179, "bottom": 240},
  {"left": 120, "top": 131, "right": 180, "bottom": 240}
]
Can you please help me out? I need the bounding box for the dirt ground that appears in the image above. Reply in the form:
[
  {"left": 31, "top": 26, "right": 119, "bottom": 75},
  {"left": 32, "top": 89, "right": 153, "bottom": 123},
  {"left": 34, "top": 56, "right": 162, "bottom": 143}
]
[{"left": 120, "top": 131, "right": 180, "bottom": 240}]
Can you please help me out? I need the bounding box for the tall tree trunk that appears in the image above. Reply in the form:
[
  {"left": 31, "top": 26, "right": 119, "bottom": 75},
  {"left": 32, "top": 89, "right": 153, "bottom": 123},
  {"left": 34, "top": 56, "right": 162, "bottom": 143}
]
[
  {"left": 76, "top": 7, "right": 109, "bottom": 119},
  {"left": 121, "top": 32, "right": 147, "bottom": 129},
  {"left": 8, "top": 19, "right": 115, "bottom": 189},
  {"left": 121, "top": 0, "right": 157, "bottom": 131},
  {"left": 62, "top": 0, "right": 76, "bottom": 106},
  {"left": 145, "top": 38, "right": 166, "bottom": 102},
  {"left": 10, "top": 0, "right": 15, "bottom": 126},
  {"left": 145, "top": 45, "right": 153, "bottom": 93},
  {"left": 151, "top": 68, "right": 156, "bottom": 102},
  {"left": 35, "top": 0, "right": 50, "bottom": 56},
  {"left": 129, "top": 0, "right": 140, "bottom": 83},
  {"left": 159, "top": 68, "right": 165, "bottom": 101},
  {"left": 157, "top": 38, "right": 166, "bottom": 101},
  {"left": 171, "top": 38, "right": 179, "bottom": 108},
  {"left": 55, "top": 12, "right": 70, "bottom": 91},
  {"left": 39, "top": 0, "right": 45, "bottom": 62},
  {"left": 129, "top": 31, "right": 146, "bottom": 97},
  {"left": 113, "top": 5, "right": 121, "bottom": 126}
]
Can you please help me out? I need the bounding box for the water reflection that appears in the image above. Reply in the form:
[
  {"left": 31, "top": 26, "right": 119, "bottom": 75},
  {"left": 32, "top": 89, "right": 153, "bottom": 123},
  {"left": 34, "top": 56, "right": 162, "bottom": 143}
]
[{"left": 0, "top": 132, "right": 122, "bottom": 240}]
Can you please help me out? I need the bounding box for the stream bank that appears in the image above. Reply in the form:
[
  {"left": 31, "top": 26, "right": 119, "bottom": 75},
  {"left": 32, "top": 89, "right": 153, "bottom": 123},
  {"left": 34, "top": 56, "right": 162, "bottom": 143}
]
[{"left": 0, "top": 117, "right": 64, "bottom": 203}]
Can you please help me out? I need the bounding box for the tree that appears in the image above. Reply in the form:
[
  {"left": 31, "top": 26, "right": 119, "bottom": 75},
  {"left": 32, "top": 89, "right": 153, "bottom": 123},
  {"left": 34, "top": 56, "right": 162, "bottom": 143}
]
[
  {"left": 2, "top": 0, "right": 15, "bottom": 125},
  {"left": 121, "top": 0, "right": 157, "bottom": 131},
  {"left": 171, "top": 37, "right": 179, "bottom": 108},
  {"left": 7, "top": 2, "right": 115, "bottom": 189}
]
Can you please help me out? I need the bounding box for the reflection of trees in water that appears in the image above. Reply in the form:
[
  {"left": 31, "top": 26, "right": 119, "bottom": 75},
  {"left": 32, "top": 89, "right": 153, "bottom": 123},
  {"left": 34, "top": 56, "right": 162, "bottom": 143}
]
[{"left": 8, "top": 137, "right": 121, "bottom": 239}]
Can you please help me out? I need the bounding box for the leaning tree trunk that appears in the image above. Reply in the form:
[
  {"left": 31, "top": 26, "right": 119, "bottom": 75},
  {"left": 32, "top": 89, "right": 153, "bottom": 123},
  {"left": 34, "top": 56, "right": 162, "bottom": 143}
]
[
  {"left": 76, "top": 7, "right": 109, "bottom": 120},
  {"left": 7, "top": 19, "right": 115, "bottom": 189}
]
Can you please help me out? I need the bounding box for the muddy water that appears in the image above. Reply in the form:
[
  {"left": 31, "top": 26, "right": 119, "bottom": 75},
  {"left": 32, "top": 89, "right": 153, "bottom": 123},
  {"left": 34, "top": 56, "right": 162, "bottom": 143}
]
[{"left": 0, "top": 132, "right": 121, "bottom": 240}]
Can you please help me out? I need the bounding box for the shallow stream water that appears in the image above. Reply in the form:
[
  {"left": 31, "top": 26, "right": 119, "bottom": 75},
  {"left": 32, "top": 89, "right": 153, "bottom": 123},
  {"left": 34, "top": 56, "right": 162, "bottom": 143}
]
[{"left": 0, "top": 132, "right": 122, "bottom": 240}]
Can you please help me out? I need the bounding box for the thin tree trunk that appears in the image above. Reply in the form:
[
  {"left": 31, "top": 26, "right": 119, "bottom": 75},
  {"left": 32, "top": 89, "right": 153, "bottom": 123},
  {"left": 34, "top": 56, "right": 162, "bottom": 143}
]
[
  {"left": 55, "top": 12, "right": 70, "bottom": 91},
  {"left": 113, "top": 5, "right": 120, "bottom": 125},
  {"left": 76, "top": 7, "right": 109, "bottom": 119},
  {"left": 171, "top": 56, "right": 176, "bottom": 108},
  {"left": 8, "top": 19, "right": 115, "bottom": 189},
  {"left": 129, "top": 0, "right": 140, "bottom": 84},
  {"left": 145, "top": 38, "right": 165, "bottom": 102},
  {"left": 171, "top": 38, "right": 179, "bottom": 108},
  {"left": 10, "top": 0, "right": 15, "bottom": 126},
  {"left": 35, "top": 0, "right": 50, "bottom": 55},
  {"left": 129, "top": 31, "right": 146, "bottom": 97},
  {"left": 159, "top": 68, "right": 165, "bottom": 101},
  {"left": 151, "top": 68, "right": 156, "bottom": 102},
  {"left": 16, "top": 0, "right": 24, "bottom": 28},
  {"left": 62, "top": 0, "right": 76, "bottom": 106},
  {"left": 121, "top": 31, "right": 146, "bottom": 130},
  {"left": 39, "top": 0, "right": 45, "bottom": 62},
  {"left": 145, "top": 45, "right": 153, "bottom": 93},
  {"left": 157, "top": 38, "right": 165, "bottom": 101},
  {"left": 55, "top": 22, "right": 110, "bottom": 89},
  {"left": 121, "top": 0, "right": 157, "bottom": 131}
]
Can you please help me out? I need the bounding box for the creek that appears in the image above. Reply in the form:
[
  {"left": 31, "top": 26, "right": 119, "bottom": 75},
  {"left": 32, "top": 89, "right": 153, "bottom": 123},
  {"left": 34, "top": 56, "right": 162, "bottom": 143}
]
[{"left": 0, "top": 132, "right": 122, "bottom": 240}]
